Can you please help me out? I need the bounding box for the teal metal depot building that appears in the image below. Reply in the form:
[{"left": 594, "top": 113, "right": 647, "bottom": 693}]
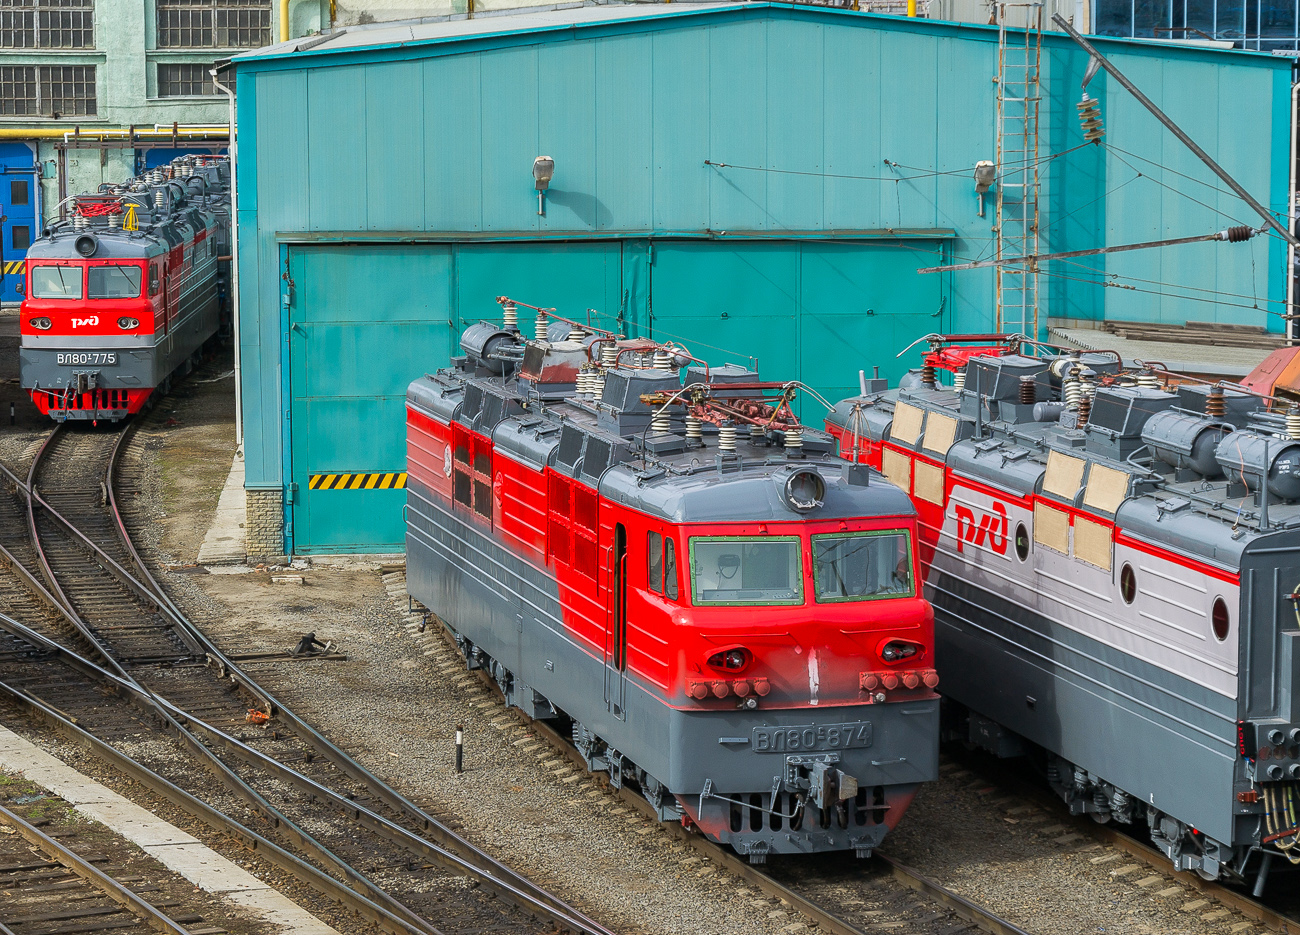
[{"left": 231, "top": 1, "right": 1292, "bottom": 556}]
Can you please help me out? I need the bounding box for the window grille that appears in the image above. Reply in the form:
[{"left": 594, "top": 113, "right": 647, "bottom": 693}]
[
  {"left": 0, "top": 0, "right": 93, "bottom": 50},
  {"left": 0, "top": 64, "right": 95, "bottom": 116},
  {"left": 158, "top": 62, "right": 214, "bottom": 97},
  {"left": 157, "top": 0, "right": 270, "bottom": 48}
]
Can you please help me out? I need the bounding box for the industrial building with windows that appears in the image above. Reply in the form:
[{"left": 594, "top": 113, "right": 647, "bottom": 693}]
[{"left": 228, "top": 1, "right": 1292, "bottom": 558}]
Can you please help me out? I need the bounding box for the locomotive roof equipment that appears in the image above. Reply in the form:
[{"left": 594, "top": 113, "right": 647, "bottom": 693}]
[
  {"left": 406, "top": 297, "right": 941, "bottom": 862},
  {"left": 827, "top": 333, "right": 1300, "bottom": 890}
]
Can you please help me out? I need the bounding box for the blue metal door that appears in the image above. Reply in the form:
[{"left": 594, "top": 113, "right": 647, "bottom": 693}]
[{"left": 0, "top": 143, "right": 38, "bottom": 305}]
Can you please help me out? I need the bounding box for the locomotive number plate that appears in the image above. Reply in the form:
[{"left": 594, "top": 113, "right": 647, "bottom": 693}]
[
  {"left": 56, "top": 352, "right": 117, "bottom": 366},
  {"left": 752, "top": 721, "right": 872, "bottom": 753}
]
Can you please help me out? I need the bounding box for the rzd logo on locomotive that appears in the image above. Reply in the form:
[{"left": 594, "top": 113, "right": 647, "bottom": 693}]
[
  {"left": 954, "top": 501, "right": 1009, "bottom": 554},
  {"left": 71, "top": 316, "right": 99, "bottom": 329}
]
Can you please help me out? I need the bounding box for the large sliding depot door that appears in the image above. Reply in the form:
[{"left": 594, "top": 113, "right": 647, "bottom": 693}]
[
  {"left": 288, "top": 245, "right": 454, "bottom": 552},
  {"left": 645, "top": 241, "right": 943, "bottom": 418},
  {"left": 286, "top": 241, "right": 622, "bottom": 553},
  {"left": 285, "top": 237, "right": 943, "bottom": 552}
]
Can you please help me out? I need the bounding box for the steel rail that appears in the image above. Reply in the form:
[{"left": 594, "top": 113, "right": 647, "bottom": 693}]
[
  {"left": 102, "top": 421, "right": 615, "bottom": 935},
  {"left": 11, "top": 430, "right": 442, "bottom": 935},
  {"left": 431, "top": 618, "right": 1037, "bottom": 935},
  {"left": 0, "top": 663, "right": 439, "bottom": 935},
  {"left": 0, "top": 609, "right": 614, "bottom": 935},
  {"left": 0, "top": 801, "right": 195, "bottom": 935}
]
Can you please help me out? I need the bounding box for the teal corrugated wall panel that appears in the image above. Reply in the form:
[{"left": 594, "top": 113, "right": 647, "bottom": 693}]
[
  {"left": 254, "top": 70, "right": 308, "bottom": 232},
  {"left": 879, "top": 32, "right": 939, "bottom": 228},
  {"left": 424, "top": 55, "right": 482, "bottom": 231},
  {"left": 708, "top": 18, "right": 766, "bottom": 229},
  {"left": 480, "top": 47, "right": 540, "bottom": 231},
  {"left": 765, "top": 21, "right": 824, "bottom": 232},
  {"left": 596, "top": 36, "right": 652, "bottom": 232},
  {"left": 822, "top": 26, "right": 881, "bottom": 231},
  {"left": 308, "top": 67, "right": 367, "bottom": 230},
  {"left": 538, "top": 41, "right": 597, "bottom": 232},
  {"left": 367, "top": 62, "right": 425, "bottom": 231},
  {"left": 651, "top": 28, "right": 710, "bottom": 231}
]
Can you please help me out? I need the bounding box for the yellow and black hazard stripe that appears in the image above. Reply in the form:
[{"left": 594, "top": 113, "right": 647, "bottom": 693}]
[
  {"left": 2, "top": 260, "right": 25, "bottom": 276},
  {"left": 309, "top": 472, "right": 407, "bottom": 491}
]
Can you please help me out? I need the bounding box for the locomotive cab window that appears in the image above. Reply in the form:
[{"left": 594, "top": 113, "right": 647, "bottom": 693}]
[
  {"left": 665, "top": 538, "right": 678, "bottom": 600},
  {"left": 689, "top": 536, "right": 803, "bottom": 606},
  {"left": 30, "top": 265, "right": 82, "bottom": 299},
  {"left": 812, "top": 530, "right": 913, "bottom": 602},
  {"left": 88, "top": 265, "right": 142, "bottom": 299}
]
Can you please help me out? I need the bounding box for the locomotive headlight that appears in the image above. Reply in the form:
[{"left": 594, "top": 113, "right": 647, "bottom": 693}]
[
  {"left": 706, "top": 646, "right": 752, "bottom": 673},
  {"left": 879, "top": 639, "right": 922, "bottom": 663},
  {"left": 117, "top": 317, "right": 139, "bottom": 330},
  {"left": 28, "top": 317, "right": 51, "bottom": 330}
]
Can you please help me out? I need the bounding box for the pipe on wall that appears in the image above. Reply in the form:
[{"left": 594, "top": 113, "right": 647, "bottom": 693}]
[
  {"left": 280, "top": 0, "right": 290, "bottom": 41},
  {"left": 211, "top": 68, "right": 243, "bottom": 449},
  {"left": 1290, "top": 79, "right": 1298, "bottom": 346},
  {"left": 0, "top": 128, "right": 229, "bottom": 141}
]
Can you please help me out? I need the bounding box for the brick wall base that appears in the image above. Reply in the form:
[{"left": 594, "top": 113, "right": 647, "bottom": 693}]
[{"left": 245, "top": 488, "right": 285, "bottom": 561}]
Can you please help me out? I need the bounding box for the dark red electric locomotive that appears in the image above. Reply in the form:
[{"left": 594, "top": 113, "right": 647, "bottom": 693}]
[
  {"left": 19, "top": 155, "right": 231, "bottom": 421},
  {"left": 406, "top": 299, "right": 940, "bottom": 861}
]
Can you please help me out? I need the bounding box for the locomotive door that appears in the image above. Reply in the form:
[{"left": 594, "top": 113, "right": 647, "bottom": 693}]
[{"left": 606, "top": 522, "right": 628, "bottom": 720}]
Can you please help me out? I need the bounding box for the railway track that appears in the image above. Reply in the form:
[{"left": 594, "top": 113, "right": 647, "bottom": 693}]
[
  {"left": 0, "top": 419, "right": 616, "bottom": 935},
  {"left": 0, "top": 795, "right": 216, "bottom": 935}
]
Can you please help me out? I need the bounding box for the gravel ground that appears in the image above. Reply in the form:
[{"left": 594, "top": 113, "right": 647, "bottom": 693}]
[{"left": 51, "top": 343, "right": 1267, "bottom": 935}]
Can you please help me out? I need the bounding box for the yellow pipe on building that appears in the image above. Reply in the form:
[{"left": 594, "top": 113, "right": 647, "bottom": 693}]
[
  {"left": 0, "top": 128, "right": 229, "bottom": 140},
  {"left": 907, "top": 0, "right": 917, "bottom": 15},
  {"left": 280, "top": 0, "right": 290, "bottom": 41}
]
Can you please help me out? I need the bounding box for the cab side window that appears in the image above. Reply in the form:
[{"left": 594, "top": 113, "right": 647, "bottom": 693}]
[
  {"left": 664, "top": 538, "right": 678, "bottom": 600},
  {"left": 647, "top": 531, "right": 663, "bottom": 593}
]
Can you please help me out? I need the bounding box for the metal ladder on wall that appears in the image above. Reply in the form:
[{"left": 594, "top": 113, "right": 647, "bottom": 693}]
[{"left": 995, "top": 2, "right": 1043, "bottom": 339}]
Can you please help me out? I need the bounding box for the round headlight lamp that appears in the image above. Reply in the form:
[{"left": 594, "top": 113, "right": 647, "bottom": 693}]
[
  {"left": 117, "top": 317, "right": 139, "bottom": 329},
  {"left": 29, "top": 317, "right": 51, "bottom": 330}
]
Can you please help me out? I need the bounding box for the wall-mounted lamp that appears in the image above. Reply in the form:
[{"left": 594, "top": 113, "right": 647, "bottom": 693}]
[
  {"left": 973, "top": 160, "right": 996, "bottom": 218},
  {"left": 533, "top": 155, "right": 555, "bottom": 216}
]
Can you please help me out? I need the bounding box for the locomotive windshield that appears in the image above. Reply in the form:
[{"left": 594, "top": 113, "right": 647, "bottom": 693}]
[
  {"left": 30, "top": 265, "right": 82, "bottom": 299},
  {"left": 812, "top": 530, "right": 913, "bottom": 602},
  {"left": 689, "top": 536, "right": 803, "bottom": 606},
  {"left": 88, "top": 265, "right": 142, "bottom": 299}
]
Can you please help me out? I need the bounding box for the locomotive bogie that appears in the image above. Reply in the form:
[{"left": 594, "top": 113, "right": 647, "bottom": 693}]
[{"left": 406, "top": 314, "right": 942, "bottom": 858}]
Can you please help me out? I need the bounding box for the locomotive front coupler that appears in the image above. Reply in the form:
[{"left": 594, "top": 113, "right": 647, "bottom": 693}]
[{"left": 784, "top": 753, "right": 860, "bottom": 811}]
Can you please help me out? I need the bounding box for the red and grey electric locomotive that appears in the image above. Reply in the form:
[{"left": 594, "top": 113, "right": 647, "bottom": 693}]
[
  {"left": 19, "top": 154, "right": 231, "bottom": 421},
  {"left": 406, "top": 299, "right": 939, "bottom": 861},
  {"left": 828, "top": 335, "right": 1300, "bottom": 889}
]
